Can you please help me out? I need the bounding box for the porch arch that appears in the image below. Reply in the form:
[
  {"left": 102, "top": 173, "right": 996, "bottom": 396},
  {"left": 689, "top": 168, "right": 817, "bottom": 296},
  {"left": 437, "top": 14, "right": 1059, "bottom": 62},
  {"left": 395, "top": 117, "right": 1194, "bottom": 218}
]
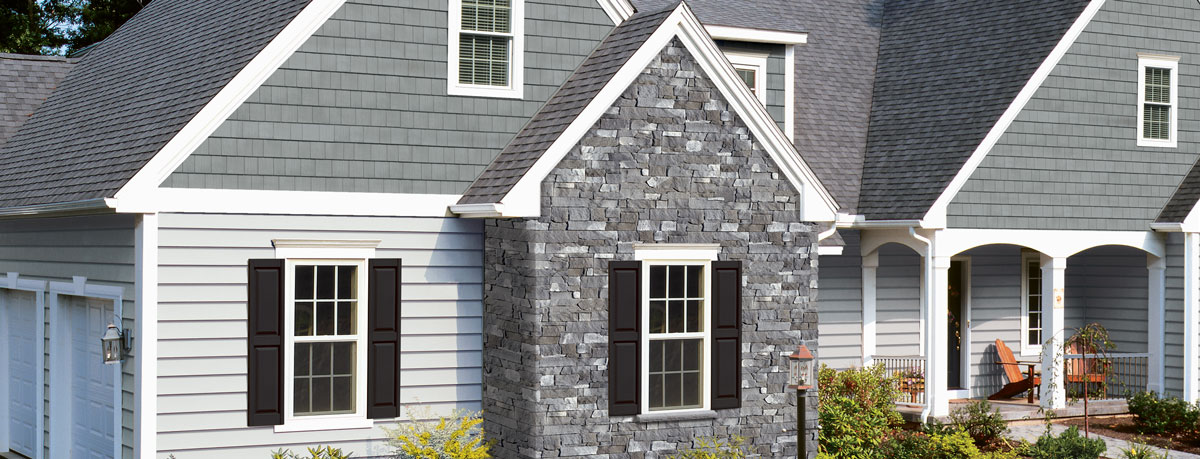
[{"left": 935, "top": 229, "right": 1165, "bottom": 259}]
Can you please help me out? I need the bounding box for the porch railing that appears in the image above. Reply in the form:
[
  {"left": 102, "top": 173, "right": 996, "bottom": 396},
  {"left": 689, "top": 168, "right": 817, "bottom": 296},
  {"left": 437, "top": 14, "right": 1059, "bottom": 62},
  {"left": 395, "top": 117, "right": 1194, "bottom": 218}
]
[
  {"left": 1063, "top": 352, "right": 1149, "bottom": 401},
  {"left": 872, "top": 355, "right": 926, "bottom": 406}
]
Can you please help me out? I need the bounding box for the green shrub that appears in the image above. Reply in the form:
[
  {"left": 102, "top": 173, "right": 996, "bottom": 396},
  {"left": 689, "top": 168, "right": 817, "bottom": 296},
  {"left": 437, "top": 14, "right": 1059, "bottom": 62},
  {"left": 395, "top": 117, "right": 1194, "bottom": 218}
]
[
  {"left": 1025, "top": 426, "right": 1107, "bottom": 459},
  {"left": 878, "top": 430, "right": 981, "bottom": 459},
  {"left": 382, "top": 408, "right": 492, "bottom": 459},
  {"left": 817, "top": 364, "right": 903, "bottom": 458},
  {"left": 270, "top": 446, "right": 353, "bottom": 459},
  {"left": 669, "top": 436, "right": 746, "bottom": 459},
  {"left": 1120, "top": 438, "right": 1168, "bottom": 459},
  {"left": 1127, "top": 391, "right": 1199, "bottom": 435},
  {"left": 948, "top": 400, "right": 1008, "bottom": 448}
]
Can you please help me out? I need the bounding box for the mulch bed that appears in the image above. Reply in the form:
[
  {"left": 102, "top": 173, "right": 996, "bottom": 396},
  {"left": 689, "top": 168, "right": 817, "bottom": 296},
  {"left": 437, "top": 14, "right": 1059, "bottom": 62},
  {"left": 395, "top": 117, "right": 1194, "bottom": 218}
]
[{"left": 1055, "top": 415, "right": 1200, "bottom": 454}]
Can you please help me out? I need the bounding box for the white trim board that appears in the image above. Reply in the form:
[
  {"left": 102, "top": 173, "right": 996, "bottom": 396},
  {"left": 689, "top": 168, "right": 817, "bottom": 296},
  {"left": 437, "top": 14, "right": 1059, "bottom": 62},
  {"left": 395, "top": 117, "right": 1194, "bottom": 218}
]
[
  {"left": 704, "top": 25, "right": 807, "bottom": 45},
  {"left": 933, "top": 228, "right": 1165, "bottom": 259},
  {"left": 597, "top": 0, "right": 635, "bottom": 25},
  {"left": 451, "top": 2, "right": 838, "bottom": 222},
  {"left": 0, "top": 274, "right": 47, "bottom": 459},
  {"left": 113, "top": 0, "right": 348, "bottom": 203},
  {"left": 47, "top": 278, "right": 125, "bottom": 459},
  {"left": 114, "top": 188, "right": 461, "bottom": 217},
  {"left": 133, "top": 214, "right": 157, "bottom": 458},
  {"left": 922, "top": 0, "right": 1106, "bottom": 227}
]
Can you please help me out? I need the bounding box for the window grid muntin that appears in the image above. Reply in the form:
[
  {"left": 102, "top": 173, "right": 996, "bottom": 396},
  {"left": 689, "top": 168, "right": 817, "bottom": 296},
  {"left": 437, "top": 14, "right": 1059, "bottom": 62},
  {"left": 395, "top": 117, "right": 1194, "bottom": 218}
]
[
  {"left": 461, "top": 0, "right": 511, "bottom": 33},
  {"left": 647, "top": 263, "right": 706, "bottom": 411},
  {"left": 291, "top": 263, "right": 360, "bottom": 418},
  {"left": 287, "top": 261, "right": 366, "bottom": 420},
  {"left": 458, "top": 34, "right": 510, "bottom": 87}
]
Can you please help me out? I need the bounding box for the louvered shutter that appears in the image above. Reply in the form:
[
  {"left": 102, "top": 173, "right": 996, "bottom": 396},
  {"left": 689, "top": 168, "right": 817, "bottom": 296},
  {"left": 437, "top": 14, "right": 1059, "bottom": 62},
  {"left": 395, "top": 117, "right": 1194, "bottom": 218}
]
[
  {"left": 367, "top": 259, "right": 403, "bottom": 419},
  {"left": 711, "top": 260, "right": 742, "bottom": 410},
  {"left": 247, "top": 259, "right": 285, "bottom": 426},
  {"left": 608, "top": 261, "right": 641, "bottom": 416}
]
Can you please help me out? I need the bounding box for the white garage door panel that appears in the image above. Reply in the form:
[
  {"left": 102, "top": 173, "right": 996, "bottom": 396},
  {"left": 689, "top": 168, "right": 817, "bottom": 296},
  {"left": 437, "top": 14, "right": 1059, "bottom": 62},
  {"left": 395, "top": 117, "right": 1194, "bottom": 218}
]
[
  {"left": 5, "top": 290, "right": 38, "bottom": 458},
  {"left": 68, "top": 296, "right": 115, "bottom": 459}
]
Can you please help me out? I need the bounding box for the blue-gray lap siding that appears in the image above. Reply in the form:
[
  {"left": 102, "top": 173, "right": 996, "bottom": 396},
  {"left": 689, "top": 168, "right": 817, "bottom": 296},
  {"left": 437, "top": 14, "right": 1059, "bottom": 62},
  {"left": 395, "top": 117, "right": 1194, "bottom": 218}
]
[
  {"left": 163, "top": 0, "right": 615, "bottom": 194},
  {"left": 948, "top": 0, "right": 1200, "bottom": 230}
]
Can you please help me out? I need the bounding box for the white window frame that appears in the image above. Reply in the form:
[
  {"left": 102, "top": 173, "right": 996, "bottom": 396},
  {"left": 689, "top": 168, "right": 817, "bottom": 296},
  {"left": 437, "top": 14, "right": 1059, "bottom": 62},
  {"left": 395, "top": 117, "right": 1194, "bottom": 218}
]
[
  {"left": 1137, "top": 54, "right": 1179, "bottom": 148},
  {"left": 635, "top": 244, "right": 719, "bottom": 414},
  {"left": 273, "top": 240, "right": 379, "bottom": 432},
  {"left": 724, "top": 51, "right": 768, "bottom": 106},
  {"left": 1020, "top": 253, "right": 1043, "bottom": 356},
  {"left": 448, "top": 0, "right": 525, "bottom": 99}
]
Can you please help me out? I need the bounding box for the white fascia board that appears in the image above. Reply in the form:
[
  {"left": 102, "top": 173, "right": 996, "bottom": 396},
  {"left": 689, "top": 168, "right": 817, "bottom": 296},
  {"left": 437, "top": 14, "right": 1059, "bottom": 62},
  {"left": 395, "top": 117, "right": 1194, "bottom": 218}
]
[
  {"left": 1178, "top": 199, "right": 1200, "bottom": 232},
  {"left": 484, "top": 3, "right": 836, "bottom": 221},
  {"left": 115, "top": 188, "right": 460, "bottom": 217},
  {"left": 922, "top": 0, "right": 1106, "bottom": 225},
  {"left": 112, "top": 0, "right": 347, "bottom": 203},
  {"left": 597, "top": 0, "right": 635, "bottom": 24},
  {"left": 1151, "top": 222, "right": 1186, "bottom": 232},
  {"left": 934, "top": 228, "right": 1166, "bottom": 259},
  {"left": 704, "top": 25, "right": 807, "bottom": 45},
  {"left": 834, "top": 213, "right": 922, "bottom": 229}
]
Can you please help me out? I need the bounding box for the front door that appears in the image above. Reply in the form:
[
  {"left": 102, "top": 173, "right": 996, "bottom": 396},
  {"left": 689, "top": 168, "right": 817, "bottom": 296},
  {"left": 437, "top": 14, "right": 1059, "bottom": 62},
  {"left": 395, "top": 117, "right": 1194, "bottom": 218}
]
[
  {"left": 67, "top": 296, "right": 115, "bottom": 459},
  {"left": 948, "top": 261, "right": 965, "bottom": 390},
  {"left": 4, "top": 290, "right": 38, "bottom": 458}
]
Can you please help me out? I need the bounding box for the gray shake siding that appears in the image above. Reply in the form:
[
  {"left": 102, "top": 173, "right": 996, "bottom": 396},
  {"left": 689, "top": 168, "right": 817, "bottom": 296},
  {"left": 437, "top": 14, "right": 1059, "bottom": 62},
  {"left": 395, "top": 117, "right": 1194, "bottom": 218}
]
[
  {"left": 815, "top": 230, "right": 864, "bottom": 369},
  {"left": 155, "top": 213, "right": 483, "bottom": 457},
  {"left": 949, "top": 0, "right": 1200, "bottom": 230},
  {"left": 714, "top": 41, "right": 788, "bottom": 132},
  {"left": 0, "top": 214, "right": 137, "bottom": 458},
  {"left": 163, "top": 0, "right": 615, "bottom": 194},
  {"left": 481, "top": 40, "right": 816, "bottom": 458}
]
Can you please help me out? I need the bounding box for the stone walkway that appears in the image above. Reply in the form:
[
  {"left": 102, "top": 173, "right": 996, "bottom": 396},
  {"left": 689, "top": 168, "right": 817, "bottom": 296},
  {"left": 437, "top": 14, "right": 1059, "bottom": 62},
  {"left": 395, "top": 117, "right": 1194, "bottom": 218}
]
[{"left": 1008, "top": 423, "right": 1200, "bottom": 459}]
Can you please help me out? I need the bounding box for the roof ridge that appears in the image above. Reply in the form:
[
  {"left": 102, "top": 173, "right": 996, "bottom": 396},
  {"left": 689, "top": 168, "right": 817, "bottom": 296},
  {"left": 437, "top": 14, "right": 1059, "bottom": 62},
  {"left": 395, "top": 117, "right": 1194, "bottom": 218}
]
[{"left": 0, "top": 53, "right": 75, "bottom": 63}]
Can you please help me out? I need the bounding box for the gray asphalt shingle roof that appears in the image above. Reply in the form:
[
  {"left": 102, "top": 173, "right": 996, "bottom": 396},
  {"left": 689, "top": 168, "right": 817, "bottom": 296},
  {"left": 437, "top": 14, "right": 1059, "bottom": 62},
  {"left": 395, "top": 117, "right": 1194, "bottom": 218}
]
[
  {"left": 0, "top": 0, "right": 311, "bottom": 209},
  {"left": 0, "top": 54, "right": 74, "bottom": 150},
  {"left": 457, "top": 5, "right": 677, "bottom": 205},
  {"left": 855, "top": 0, "right": 1090, "bottom": 221},
  {"left": 1158, "top": 160, "right": 1200, "bottom": 223},
  {"left": 633, "top": 0, "right": 806, "bottom": 33}
]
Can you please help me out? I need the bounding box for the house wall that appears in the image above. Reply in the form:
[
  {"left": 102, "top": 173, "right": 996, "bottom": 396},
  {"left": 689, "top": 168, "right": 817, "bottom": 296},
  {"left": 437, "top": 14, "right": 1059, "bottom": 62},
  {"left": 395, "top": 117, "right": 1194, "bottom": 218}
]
[
  {"left": 1165, "top": 232, "right": 1185, "bottom": 397},
  {"left": 481, "top": 39, "right": 816, "bottom": 458},
  {"left": 815, "top": 230, "right": 864, "bottom": 369},
  {"left": 0, "top": 213, "right": 137, "bottom": 458},
  {"left": 163, "top": 0, "right": 615, "bottom": 194},
  {"left": 154, "top": 213, "right": 483, "bottom": 458},
  {"left": 948, "top": 0, "right": 1200, "bottom": 230},
  {"left": 876, "top": 244, "right": 922, "bottom": 357}
]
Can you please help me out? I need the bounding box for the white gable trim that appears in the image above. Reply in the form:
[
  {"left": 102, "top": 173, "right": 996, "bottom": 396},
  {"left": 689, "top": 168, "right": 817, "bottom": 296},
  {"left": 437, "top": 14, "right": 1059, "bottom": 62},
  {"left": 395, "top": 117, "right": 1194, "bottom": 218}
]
[
  {"left": 453, "top": 3, "right": 837, "bottom": 222},
  {"left": 112, "top": 0, "right": 347, "bottom": 205},
  {"left": 704, "top": 25, "right": 807, "bottom": 45},
  {"left": 921, "top": 0, "right": 1106, "bottom": 228},
  {"left": 598, "top": 0, "right": 636, "bottom": 24}
]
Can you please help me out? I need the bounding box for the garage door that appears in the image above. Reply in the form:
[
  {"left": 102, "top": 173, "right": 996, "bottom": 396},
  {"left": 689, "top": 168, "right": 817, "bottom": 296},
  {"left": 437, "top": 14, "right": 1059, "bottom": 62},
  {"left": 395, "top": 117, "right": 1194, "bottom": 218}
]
[
  {"left": 66, "top": 296, "right": 115, "bottom": 459},
  {"left": 4, "top": 290, "right": 37, "bottom": 458}
]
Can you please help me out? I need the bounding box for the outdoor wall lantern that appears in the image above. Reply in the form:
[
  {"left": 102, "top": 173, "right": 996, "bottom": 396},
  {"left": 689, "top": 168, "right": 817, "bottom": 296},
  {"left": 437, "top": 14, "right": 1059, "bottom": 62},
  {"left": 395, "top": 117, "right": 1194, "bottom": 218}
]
[
  {"left": 101, "top": 323, "right": 131, "bottom": 364},
  {"left": 788, "top": 344, "right": 815, "bottom": 389}
]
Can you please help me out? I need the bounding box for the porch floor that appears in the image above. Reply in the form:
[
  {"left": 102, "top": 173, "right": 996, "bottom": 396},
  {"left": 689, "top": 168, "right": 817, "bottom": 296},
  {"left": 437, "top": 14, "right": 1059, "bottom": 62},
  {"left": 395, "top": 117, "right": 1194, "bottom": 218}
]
[{"left": 898, "top": 398, "right": 1129, "bottom": 423}]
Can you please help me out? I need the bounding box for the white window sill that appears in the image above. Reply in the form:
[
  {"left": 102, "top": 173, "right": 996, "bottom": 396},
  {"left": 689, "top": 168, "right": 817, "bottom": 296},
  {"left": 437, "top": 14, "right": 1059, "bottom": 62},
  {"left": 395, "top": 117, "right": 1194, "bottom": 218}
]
[
  {"left": 635, "top": 409, "right": 719, "bottom": 423},
  {"left": 1020, "top": 347, "right": 1043, "bottom": 359},
  {"left": 1137, "top": 138, "right": 1177, "bottom": 148},
  {"left": 274, "top": 416, "right": 375, "bottom": 433},
  {"left": 447, "top": 83, "right": 524, "bottom": 99}
]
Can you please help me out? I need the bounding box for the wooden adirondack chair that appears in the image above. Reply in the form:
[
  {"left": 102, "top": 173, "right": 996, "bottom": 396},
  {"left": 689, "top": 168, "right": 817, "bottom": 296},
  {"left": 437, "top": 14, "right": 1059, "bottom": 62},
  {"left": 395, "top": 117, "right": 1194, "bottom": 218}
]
[
  {"left": 989, "top": 339, "right": 1040, "bottom": 404},
  {"left": 1065, "top": 342, "right": 1107, "bottom": 384}
]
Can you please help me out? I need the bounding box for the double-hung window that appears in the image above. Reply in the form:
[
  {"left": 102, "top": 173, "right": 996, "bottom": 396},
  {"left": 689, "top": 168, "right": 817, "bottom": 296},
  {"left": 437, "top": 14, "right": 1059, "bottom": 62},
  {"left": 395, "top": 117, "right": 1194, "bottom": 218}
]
[
  {"left": 288, "top": 262, "right": 366, "bottom": 420},
  {"left": 724, "top": 52, "right": 768, "bottom": 105},
  {"left": 645, "top": 263, "right": 709, "bottom": 411},
  {"left": 1137, "top": 54, "right": 1179, "bottom": 147},
  {"left": 1021, "top": 254, "right": 1043, "bottom": 354},
  {"left": 449, "top": 0, "right": 524, "bottom": 98}
]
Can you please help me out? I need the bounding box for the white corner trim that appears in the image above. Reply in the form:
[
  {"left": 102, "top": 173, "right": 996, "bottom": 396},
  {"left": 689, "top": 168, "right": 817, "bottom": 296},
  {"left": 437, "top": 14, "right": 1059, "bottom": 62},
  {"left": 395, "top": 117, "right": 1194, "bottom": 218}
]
[
  {"left": 1136, "top": 54, "right": 1179, "bottom": 148},
  {"left": 784, "top": 44, "right": 795, "bottom": 142},
  {"left": 134, "top": 214, "right": 158, "bottom": 458},
  {"left": 112, "top": 0, "right": 348, "bottom": 202},
  {"left": 704, "top": 25, "right": 807, "bottom": 45},
  {"left": 596, "top": 0, "right": 635, "bottom": 24},
  {"left": 633, "top": 243, "right": 721, "bottom": 261},
  {"left": 114, "top": 188, "right": 460, "bottom": 217},
  {"left": 447, "top": 0, "right": 525, "bottom": 99},
  {"left": 922, "top": 0, "right": 1106, "bottom": 224},
  {"left": 273, "top": 239, "right": 380, "bottom": 259},
  {"left": 487, "top": 3, "right": 837, "bottom": 221}
]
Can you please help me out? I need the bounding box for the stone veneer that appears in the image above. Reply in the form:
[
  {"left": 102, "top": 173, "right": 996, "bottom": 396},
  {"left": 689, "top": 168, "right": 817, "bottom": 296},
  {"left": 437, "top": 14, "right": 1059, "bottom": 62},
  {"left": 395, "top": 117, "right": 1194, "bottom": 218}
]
[{"left": 481, "top": 38, "right": 820, "bottom": 458}]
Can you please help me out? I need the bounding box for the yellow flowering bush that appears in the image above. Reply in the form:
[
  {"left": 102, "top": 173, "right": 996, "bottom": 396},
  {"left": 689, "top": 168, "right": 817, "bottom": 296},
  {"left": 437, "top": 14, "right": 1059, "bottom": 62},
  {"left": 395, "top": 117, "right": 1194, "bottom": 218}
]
[{"left": 383, "top": 408, "right": 492, "bottom": 459}]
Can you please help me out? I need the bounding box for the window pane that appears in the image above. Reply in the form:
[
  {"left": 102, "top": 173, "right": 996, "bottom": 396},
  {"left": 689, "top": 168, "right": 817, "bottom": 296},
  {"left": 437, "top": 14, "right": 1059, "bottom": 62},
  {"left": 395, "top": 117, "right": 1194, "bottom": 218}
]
[
  {"left": 459, "top": 35, "right": 509, "bottom": 86},
  {"left": 683, "top": 339, "right": 700, "bottom": 371},
  {"left": 295, "top": 302, "right": 313, "bottom": 336},
  {"left": 649, "top": 374, "right": 663, "bottom": 409},
  {"left": 650, "top": 340, "right": 663, "bottom": 372},
  {"left": 462, "top": 0, "right": 510, "bottom": 33},
  {"left": 686, "top": 266, "right": 701, "bottom": 298},
  {"left": 650, "top": 266, "right": 666, "bottom": 298},
  {"left": 686, "top": 300, "right": 700, "bottom": 333},
  {"left": 736, "top": 68, "right": 756, "bottom": 92},
  {"left": 332, "top": 376, "right": 353, "bottom": 412},
  {"left": 665, "top": 373, "right": 682, "bottom": 407},
  {"left": 668, "top": 300, "right": 684, "bottom": 333},
  {"left": 294, "top": 378, "right": 310, "bottom": 414},
  {"left": 312, "top": 342, "right": 332, "bottom": 376},
  {"left": 295, "top": 343, "right": 311, "bottom": 376},
  {"left": 668, "top": 266, "right": 684, "bottom": 298},
  {"left": 1145, "top": 104, "right": 1170, "bottom": 140},
  {"left": 664, "top": 339, "right": 681, "bottom": 372},
  {"left": 337, "top": 301, "right": 354, "bottom": 335},
  {"left": 337, "top": 266, "right": 356, "bottom": 299},
  {"left": 316, "top": 266, "right": 336, "bottom": 299},
  {"left": 683, "top": 372, "right": 700, "bottom": 407},
  {"left": 316, "top": 301, "right": 336, "bottom": 335},
  {"left": 333, "top": 342, "right": 354, "bottom": 375},
  {"left": 296, "top": 266, "right": 315, "bottom": 300},
  {"left": 650, "top": 300, "right": 666, "bottom": 334},
  {"left": 312, "top": 377, "right": 332, "bottom": 413},
  {"left": 1029, "top": 330, "right": 1040, "bottom": 346},
  {"left": 1146, "top": 67, "right": 1171, "bottom": 103},
  {"left": 648, "top": 338, "right": 704, "bottom": 411}
]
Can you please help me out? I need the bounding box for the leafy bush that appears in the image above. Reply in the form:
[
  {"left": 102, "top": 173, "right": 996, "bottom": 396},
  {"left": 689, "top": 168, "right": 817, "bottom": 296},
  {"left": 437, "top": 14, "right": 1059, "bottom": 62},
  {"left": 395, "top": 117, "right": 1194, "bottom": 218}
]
[
  {"left": 948, "top": 400, "right": 1008, "bottom": 448},
  {"left": 669, "top": 436, "right": 746, "bottom": 459},
  {"left": 1025, "top": 426, "right": 1107, "bottom": 459},
  {"left": 817, "top": 364, "right": 903, "bottom": 458},
  {"left": 270, "top": 446, "right": 353, "bottom": 459},
  {"left": 383, "top": 409, "right": 492, "bottom": 459},
  {"left": 879, "top": 430, "right": 981, "bottom": 459},
  {"left": 1120, "top": 438, "right": 1168, "bottom": 459},
  {"left": 1127, "top": 391, "right": 1199, "bottom": 435}
]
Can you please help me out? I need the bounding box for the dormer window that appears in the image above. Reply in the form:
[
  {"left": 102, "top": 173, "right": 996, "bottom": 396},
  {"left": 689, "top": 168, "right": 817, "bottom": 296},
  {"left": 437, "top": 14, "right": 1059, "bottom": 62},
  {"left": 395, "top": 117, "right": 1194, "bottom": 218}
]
[
  {"left": 723, "top": 52, "right": 768, "bottom": 105},
  {"left": 1137, "top": 54, "right": 1179, "bottom": 147},
  {"left": 449, "top": 0, "right": 525, "bottom": 99}
]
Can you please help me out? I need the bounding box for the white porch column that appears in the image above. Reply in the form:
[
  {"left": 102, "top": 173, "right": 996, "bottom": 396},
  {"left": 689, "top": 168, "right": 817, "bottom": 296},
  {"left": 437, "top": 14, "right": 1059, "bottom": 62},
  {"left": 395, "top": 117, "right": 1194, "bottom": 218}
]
[
  {"left": 1040, "top": 255, "right": 1067, "bottom": 409},
  {"left": 862, "top": 251, "right": 879, "bottom": 366},
  {"left": 1185, "top": 233, "right": 1200, "bottom": 403},
  {"left": 925, "top": 255, "right": 952, "bottom": 418},
  {"left": 1148, "top": 254, "right": 1166, "bottom": 394}
]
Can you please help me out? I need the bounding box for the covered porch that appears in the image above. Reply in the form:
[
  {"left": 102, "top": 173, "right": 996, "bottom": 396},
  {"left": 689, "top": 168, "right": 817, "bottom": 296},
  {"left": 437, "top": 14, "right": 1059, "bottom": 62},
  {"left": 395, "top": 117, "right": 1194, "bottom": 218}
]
[{"left": 821, "top": 227, "right": 1184, "bottom": 419}]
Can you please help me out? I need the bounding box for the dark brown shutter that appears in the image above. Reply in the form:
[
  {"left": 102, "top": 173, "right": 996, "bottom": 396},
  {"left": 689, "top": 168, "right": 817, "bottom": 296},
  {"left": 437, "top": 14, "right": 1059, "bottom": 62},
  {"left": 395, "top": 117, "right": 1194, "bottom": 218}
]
[
  {"left": 608, "top": 261, "right": 641, "bottom": 416},
  {"left": 247, "top": 259, "right": 285, "bottom": 426},
  {"left": 367, "top": 259, "right": 402, "bottom": 419},
  {"left": 711, "top": 260, "right": 742, "bottom": 410}
]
